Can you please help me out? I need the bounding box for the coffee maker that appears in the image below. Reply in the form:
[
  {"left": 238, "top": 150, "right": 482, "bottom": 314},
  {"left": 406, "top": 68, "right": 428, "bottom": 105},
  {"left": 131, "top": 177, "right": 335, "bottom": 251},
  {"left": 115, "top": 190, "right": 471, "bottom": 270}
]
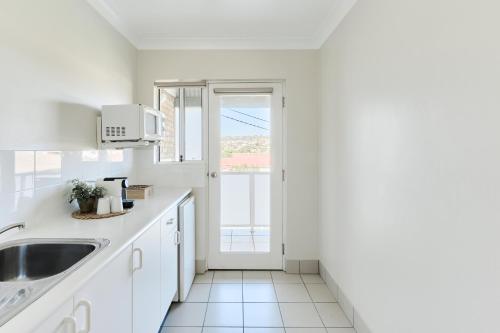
[{"left": 102, "top": 177, "right": 135, "bottom": 209}]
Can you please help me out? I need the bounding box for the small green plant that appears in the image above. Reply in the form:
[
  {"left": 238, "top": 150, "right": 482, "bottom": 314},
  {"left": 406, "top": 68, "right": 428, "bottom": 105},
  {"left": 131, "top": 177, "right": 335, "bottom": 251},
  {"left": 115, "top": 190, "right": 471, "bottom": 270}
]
[
  {"left": 91, "top": 185, "right": 106, "bottom": 199},
  {"left": 69, "top": 179, "right": 106, "bottom": 213},
  {"left": 68, "top": 179, "right": 92, "bottom": 203}
]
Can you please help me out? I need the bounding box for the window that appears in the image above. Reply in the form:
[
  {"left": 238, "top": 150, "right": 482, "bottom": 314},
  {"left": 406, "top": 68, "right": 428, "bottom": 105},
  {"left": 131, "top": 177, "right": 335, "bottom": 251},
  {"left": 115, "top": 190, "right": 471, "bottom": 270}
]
[{"left": 157, "top": 86, "right": 204, "bottom": 162}]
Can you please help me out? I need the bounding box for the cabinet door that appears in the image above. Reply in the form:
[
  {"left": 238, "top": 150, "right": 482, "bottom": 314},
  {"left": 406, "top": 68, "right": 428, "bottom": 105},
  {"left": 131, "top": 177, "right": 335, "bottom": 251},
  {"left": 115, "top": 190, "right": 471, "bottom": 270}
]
[
  {"left": 161, "top": 208, "right": 178, "bottom": 315},
  {"left": 73, "top": 245, "right": 133, "bottom": 333},
  {"left": 32, "top": 298, "right": 75, "bottom": 333},
  {"left": 133, "top": 220, "right": 162, "bottom": 333}
]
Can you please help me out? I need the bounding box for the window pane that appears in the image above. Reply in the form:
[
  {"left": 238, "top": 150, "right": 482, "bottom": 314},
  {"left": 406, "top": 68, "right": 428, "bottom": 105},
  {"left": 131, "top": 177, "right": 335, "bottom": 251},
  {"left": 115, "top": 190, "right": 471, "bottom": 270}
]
[
  {"left": 184, "top": 87, "right": 203, "bottom": 161},
  {"left": 159, "top": 88, "right": 180, "bottom": 162}
]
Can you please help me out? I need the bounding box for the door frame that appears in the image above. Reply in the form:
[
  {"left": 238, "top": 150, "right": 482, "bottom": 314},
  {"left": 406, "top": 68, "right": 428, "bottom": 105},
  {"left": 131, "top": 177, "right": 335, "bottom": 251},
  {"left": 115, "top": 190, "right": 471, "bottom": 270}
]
[{"left": 206, "top": 79, "right": 287, "bottom": 270}]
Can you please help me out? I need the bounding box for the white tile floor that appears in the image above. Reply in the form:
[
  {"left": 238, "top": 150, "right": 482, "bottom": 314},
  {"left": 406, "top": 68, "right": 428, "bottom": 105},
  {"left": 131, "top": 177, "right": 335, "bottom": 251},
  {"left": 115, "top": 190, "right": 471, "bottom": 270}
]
[
  {"left": 161, "top": 271, "right": 356, "bottom": 333},
  {"left": 221, "top": 228, "right": 271, "bottom": 253}
]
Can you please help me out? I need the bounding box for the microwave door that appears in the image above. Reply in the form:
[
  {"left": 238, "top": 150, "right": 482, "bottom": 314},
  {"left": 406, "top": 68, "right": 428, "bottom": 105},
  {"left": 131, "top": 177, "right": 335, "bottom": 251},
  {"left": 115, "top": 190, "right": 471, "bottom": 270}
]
[
  {"left": 158, "top": 112, "right": 165, "bottom": 139},
  {"left": 144, "top": 110, "right": 158, "bottom": 139}
]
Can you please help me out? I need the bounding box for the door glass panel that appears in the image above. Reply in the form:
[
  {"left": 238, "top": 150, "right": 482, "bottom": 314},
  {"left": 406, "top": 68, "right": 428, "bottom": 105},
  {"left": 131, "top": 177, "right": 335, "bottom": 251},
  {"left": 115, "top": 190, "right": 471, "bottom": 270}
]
[{"left": 219, "top": 95, "right": 271, "bottom": 252}]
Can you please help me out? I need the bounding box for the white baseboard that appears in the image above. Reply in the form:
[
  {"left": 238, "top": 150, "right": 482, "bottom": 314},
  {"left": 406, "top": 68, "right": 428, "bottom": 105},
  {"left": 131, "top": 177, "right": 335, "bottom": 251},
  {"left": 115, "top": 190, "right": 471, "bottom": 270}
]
[
  {"left": 285, "top": 259, "right": 320, "bottom": 274},
  {"left": 195, "top": 259, "right": 207, "bottom": 273},
  {"left": 319, "top": 261, "right": 372, "bottom": 333},
  {"left": 285, "top": 259, "right": 300, "bottom": 273}
]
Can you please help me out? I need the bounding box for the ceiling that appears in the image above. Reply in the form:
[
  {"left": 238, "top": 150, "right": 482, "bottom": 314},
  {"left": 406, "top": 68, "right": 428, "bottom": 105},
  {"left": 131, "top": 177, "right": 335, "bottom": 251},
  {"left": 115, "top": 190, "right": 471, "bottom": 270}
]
[{"left": 87, "top": 0, "right": 356, "bottom": 49}]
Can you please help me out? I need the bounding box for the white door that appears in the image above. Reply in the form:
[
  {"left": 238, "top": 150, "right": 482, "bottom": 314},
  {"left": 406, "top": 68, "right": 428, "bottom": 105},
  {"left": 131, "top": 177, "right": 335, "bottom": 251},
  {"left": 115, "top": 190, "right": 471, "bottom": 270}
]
[
  {"left": 32, "top": 299, "right": 75, "bottom": 333},
  {"left": 160, "top": 207, "right": 178, "bottom": 312},
  {"left": 208, "top": 82, "right": 284, "bottom": 269},
  {"left": 178, "top": 196, "right": 196, "bottom": 301},
  {"left": 73, "top": 245, "right": 133, "bottom": 333},
  {"left": 133, "top": 221, "right": 162, "bottom": 333}
]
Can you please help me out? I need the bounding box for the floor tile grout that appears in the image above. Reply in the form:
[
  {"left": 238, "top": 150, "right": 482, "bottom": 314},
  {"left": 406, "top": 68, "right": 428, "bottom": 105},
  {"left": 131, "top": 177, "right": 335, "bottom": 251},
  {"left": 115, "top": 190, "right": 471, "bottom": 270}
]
[
  {"left": 241, "top": 272, "right": 245, "bottom": 331},
  {"left": 302, "top": 273, "right": 326, "bottom": 328},
  {"left": 166, "top": 271, "right": 351, "bottom": 331},
  {"left": 200, "top": 272, "right": 215, "bottom": 327},
  {"left": 272, "top": 270, "right": 286, "bottom": 330}
]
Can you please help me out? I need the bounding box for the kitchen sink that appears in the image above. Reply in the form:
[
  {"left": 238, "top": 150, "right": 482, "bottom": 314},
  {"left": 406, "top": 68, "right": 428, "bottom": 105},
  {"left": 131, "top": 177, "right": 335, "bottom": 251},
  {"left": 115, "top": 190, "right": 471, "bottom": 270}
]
[
  {"left": 0, "top": 242, "right": 97, "bottom": 282},
  {"left": 0, "top": 238, "right": 109, "bottom": 326}
]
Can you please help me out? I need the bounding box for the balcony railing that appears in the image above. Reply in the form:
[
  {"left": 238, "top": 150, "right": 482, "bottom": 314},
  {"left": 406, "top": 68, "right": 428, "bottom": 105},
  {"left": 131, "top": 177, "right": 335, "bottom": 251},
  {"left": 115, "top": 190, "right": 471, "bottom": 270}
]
[{"left": 220, "top": 171, "right": 270, "bottom": 229}]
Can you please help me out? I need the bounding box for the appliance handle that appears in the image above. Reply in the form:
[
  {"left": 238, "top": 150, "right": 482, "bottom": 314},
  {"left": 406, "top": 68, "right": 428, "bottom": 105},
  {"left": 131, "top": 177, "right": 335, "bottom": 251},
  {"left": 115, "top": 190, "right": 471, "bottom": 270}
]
[
  {"left": 133, "top": 248, "right": 143, "bottom": 272},
  {"left": 175, "top": 230, "right": 181, "bottom": 245}
]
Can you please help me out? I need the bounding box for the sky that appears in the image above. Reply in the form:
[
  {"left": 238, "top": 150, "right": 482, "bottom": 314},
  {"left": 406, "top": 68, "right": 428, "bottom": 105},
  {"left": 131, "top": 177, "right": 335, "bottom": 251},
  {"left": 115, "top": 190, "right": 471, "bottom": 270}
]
[{"left": 221, "top": 107, "right": 271, "bottom": 137}]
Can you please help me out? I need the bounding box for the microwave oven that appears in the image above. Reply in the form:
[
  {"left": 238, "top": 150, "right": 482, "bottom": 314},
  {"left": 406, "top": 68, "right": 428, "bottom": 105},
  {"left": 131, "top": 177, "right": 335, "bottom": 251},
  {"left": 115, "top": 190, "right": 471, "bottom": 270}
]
[{"left": 101, "top": 104, "right": 165, "bottom": 142}]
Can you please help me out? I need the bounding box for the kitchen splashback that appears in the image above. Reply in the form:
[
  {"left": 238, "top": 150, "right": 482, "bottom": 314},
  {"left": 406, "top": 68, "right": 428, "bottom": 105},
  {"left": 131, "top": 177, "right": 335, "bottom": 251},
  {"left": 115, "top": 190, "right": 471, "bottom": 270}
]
[{"left": 0, "top": 149, "right": 134, "bottom": 229}]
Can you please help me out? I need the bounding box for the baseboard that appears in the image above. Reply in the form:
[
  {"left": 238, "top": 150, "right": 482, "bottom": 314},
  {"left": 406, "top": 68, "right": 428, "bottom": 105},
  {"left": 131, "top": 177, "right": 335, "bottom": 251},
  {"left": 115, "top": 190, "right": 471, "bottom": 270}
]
[
  {"left": 319, "top": 261, "right": 372, "bottom": 333},
  {"left": 198, "top": 259, "right": 316, "bottom": 273},
  {"left": 299, "top": 260, "right": 319, "bottom": 273},
  {"left": 285, "top": 259, "right": 319, "bottom": 274},
  {"left": 195, "top": 259, "right": 207, "bottom": 273},
  {"left": 285, "top": 259, "right": 300, "bottom": 273}
]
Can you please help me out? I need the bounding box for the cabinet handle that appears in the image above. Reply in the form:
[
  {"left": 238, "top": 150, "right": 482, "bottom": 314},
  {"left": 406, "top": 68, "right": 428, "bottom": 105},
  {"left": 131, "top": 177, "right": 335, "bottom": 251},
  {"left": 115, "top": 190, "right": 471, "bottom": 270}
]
[
  {"left": 175, "top": 230, "right": 181, "bottom": 245},
  {"left": 133, "top": 248, "right": 143, "bottom": 272},
  {"left": 63, "top": 316, "right": 77, "bottom": 333},
  {"left": 75, "top": 300, "right": 92, "bottom": 333},
  {"left": 166, "top": 218, "right": 175, "bottom": 225}
]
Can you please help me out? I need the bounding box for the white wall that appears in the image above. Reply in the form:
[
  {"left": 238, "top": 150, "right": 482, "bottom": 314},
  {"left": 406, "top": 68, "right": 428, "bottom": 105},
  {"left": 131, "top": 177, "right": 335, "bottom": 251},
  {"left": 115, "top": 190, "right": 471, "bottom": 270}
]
[
  {"left": 0, "top": 149, "right": 135, "bottom": 228},
  {"left": 0, "top": 0, "right": 137, "bottom": 228},
  {"left": 319, "top": 0, "right": 500, "bottom": 332},
  {"left": 0, "top": 0, "right": 137, "bottom": 150},
  {"left": 135, "top": 50, "right": 319, "bottom": 263}
]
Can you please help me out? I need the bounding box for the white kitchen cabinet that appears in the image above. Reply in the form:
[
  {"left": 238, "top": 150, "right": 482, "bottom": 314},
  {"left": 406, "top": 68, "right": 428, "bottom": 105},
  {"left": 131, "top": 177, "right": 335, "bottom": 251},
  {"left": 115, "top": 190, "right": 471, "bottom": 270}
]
[
  {"left": 73, "top": 245, "right": 133, "bottom": 333},
  {"left": 32, "top": 298, "right": 74, "bottom": 333},
  {"left": 160, "top": 207, "right": 179, "bottom": 315},
  {"left": 2, "top": 191, "right": 192, "bottom": 333},
  {"left": 133, "top": 220, "right": 162, "bottom": 333}
]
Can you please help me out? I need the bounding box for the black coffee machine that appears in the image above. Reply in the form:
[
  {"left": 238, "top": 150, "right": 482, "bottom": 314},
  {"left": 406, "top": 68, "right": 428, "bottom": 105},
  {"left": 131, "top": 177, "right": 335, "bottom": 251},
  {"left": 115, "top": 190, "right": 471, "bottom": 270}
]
[{"left": 103, "top": 177, "right": 135, "bottom": 209}]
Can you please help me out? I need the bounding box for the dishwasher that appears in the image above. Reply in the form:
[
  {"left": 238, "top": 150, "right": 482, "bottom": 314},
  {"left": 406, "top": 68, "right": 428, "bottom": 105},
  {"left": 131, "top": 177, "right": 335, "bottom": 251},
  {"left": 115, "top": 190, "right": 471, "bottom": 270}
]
[{"left": 176, "top": 194, "right": 196, "bottom": 302}]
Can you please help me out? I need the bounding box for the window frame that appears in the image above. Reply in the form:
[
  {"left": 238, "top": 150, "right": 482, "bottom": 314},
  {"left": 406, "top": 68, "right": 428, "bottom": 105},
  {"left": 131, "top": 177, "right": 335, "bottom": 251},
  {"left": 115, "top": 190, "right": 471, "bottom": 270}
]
[{"left": 155, "top": 85, "right": 207, "bottom": 165}]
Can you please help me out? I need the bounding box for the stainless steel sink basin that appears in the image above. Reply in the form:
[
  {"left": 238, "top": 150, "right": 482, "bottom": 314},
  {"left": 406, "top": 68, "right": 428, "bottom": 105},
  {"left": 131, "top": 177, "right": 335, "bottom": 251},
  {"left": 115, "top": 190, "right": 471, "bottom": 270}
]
[
  {"left": 0, "top": 242, "right": 97, "bottom": 282},
  {"left": 0, "top": 238, "right": 109, "bottom": 326}
]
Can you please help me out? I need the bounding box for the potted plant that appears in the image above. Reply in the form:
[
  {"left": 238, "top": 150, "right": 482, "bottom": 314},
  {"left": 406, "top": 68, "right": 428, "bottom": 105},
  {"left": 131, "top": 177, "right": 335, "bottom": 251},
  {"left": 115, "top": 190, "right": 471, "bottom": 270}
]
[{"left": 69, "top": 179, "right": 106, "bottom": 213}]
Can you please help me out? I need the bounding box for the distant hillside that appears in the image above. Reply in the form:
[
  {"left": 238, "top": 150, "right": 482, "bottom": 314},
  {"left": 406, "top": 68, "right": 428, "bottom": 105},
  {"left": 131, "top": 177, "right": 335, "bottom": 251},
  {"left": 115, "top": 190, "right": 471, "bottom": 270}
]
[
  {"left": 221, "top": 135, "right": 270, "bottom": 157},
  {"left": 221, "top": 136, "right": 271, "bottom": 172}
]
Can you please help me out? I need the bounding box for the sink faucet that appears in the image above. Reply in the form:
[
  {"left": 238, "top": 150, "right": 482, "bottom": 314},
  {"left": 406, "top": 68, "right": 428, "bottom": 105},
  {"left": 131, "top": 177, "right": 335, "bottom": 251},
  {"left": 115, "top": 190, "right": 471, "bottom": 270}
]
[{"left": 0, "top": 222, "right": 25, "bottom": 236}]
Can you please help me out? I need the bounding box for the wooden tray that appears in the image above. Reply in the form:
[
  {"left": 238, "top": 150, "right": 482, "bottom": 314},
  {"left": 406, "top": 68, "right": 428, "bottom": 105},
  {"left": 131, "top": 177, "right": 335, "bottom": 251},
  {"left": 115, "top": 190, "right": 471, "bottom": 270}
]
[{"left": 71, "top": 210, "right": 129, "bottom": 220}]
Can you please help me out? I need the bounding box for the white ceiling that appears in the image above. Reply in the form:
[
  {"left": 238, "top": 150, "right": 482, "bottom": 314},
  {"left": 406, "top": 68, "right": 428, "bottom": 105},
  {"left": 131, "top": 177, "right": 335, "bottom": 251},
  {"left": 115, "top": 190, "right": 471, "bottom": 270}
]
[{"left": 87, "top": 0, "right": 356, "bottom": 49}]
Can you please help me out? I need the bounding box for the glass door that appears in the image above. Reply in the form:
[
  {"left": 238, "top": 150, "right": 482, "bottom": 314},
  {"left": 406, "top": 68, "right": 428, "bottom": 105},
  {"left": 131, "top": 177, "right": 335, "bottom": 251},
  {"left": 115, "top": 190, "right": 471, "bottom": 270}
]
[{"left": 208, "top": 82, "right": 283, "bottom": 269}]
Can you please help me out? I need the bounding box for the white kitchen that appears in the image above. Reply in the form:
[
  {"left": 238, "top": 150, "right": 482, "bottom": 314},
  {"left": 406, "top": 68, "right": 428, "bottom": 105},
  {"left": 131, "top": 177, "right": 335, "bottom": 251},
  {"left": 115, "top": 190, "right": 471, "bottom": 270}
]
[{"left": 0, "top": 1, "right": 499, "bottom": 333}]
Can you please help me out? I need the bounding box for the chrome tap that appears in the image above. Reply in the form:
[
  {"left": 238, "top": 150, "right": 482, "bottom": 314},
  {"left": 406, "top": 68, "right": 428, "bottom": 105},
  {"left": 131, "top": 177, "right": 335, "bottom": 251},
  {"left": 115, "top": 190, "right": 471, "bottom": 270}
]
[{"left": 0, "top": 222, "right": 25, "bottom": 236}]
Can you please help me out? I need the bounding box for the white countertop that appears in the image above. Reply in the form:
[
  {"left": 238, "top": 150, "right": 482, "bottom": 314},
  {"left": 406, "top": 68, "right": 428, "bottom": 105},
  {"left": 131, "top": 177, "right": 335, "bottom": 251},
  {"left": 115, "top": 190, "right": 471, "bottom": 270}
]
[{"left": 0, "top": 187, "right": 192, "bottom": 333}]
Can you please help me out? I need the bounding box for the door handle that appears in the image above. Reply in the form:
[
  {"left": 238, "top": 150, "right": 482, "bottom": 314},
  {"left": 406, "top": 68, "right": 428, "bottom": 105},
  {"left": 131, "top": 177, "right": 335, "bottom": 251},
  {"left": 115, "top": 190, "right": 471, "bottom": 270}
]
[
  {"left": 75, "top": 300, "right": 92, "bottom": 333},
  {"left": 210, "top": 172, "right": 218, "bottom": 178},
  {"left": 133, "top": 248, "right": 143, "bottom": 272}
]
